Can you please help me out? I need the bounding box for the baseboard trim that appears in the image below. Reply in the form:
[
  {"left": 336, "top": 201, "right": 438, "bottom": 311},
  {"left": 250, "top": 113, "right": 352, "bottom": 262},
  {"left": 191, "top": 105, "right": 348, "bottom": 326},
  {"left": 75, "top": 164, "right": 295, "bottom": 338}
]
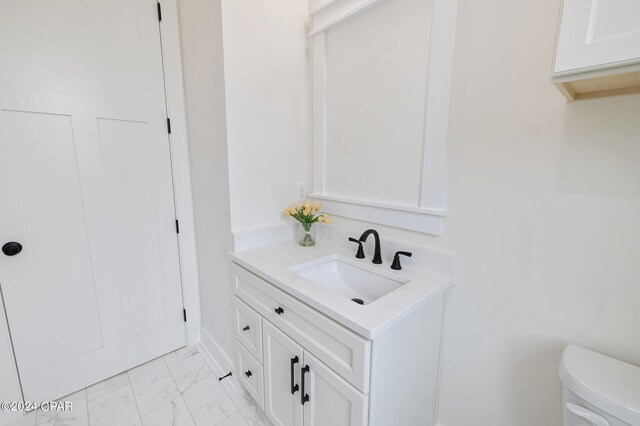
[{"left": 198, "top": 327, "right": 240, "bottom": 395}]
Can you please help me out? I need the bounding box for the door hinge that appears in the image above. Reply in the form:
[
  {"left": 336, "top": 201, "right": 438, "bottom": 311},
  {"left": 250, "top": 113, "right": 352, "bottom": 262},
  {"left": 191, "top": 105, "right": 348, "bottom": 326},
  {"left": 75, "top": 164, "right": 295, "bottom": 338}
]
[
  {"left": 175, "top": 219, "right": 180, "bottom": 234},
  {"left": 183, "top": 309, "right": 187, "bottom": 322},
  {"left": 167, "top": 118, "right": 172, "bottom": 134},
  {"left": 157, "top": 2, "right": 162, "bottom": 22}
]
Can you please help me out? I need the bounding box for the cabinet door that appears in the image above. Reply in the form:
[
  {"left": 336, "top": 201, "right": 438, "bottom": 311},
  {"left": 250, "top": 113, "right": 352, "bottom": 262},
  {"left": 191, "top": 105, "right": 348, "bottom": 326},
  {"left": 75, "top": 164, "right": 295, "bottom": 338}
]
[
  {"left": 302, "top": 352, "right": 367, "bottom": 426},
  {"left": 233, "top": 297, "right": 263, "bottom": 362},
  {"left": 263, "top": 321, "right": 303, "bottom": 426},
  {"left": 554, "top": 0, "right": 640, "bottom": 74}
]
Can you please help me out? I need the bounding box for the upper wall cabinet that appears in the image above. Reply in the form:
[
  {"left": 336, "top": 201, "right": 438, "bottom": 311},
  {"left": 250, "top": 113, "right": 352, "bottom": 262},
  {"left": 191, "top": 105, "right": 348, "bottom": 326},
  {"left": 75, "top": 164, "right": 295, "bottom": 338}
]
[
  {"left": 309, "top": 0, "right": 458, "bottom": 235},
  {"left": 552, "top": 0, "right": 640, "bottom": 101}
]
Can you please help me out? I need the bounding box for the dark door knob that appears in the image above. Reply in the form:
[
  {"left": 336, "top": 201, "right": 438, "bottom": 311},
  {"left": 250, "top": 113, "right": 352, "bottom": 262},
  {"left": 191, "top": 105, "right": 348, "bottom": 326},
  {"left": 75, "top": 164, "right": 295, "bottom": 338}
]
[{"left": 2, "top": 242, "right": 22, "bottom": 257}]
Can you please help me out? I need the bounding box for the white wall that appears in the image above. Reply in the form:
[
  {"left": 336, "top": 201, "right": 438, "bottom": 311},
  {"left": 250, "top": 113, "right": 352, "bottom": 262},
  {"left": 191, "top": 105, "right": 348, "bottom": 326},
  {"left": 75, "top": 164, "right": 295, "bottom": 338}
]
[
  {"left": 328, "top": 0, "right": 640, "bottom": 425},
  {"left": 178, "top": 0, "right": 311, "bottom": 369},
  {"left": 178, "top": 0, "right": 235, "bottom": 367},
  {"left": 221, "top": 0, "right": 310, "bottom": 233}
]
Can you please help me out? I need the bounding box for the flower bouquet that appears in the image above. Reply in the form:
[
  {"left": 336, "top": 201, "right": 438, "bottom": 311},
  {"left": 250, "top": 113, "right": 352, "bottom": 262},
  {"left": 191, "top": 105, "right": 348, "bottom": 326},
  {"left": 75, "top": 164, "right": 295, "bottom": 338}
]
[{"left": 284, "top": 200, "right": 330, "bottom": 246}]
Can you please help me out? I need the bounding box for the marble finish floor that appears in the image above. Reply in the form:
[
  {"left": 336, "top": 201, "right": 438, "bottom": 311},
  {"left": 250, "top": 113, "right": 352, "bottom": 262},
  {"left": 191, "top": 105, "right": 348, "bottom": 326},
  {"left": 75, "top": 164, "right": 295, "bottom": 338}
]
[{"left": 8, "top": 346, "right": 271, "bottom": 426}]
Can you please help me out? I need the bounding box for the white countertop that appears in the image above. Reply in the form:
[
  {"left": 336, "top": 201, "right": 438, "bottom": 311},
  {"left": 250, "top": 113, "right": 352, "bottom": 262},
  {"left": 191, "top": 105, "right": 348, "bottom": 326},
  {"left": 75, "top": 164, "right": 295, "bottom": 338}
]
[{"left": 228, "top": 239, "right": 453, "bottom": 339}]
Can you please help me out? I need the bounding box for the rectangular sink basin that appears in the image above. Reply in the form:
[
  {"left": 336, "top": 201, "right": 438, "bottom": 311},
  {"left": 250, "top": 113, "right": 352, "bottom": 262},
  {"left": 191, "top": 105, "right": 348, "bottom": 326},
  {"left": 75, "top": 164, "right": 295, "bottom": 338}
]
[{"left": 291, "top": 256, "right": 409, "bottom": 305}]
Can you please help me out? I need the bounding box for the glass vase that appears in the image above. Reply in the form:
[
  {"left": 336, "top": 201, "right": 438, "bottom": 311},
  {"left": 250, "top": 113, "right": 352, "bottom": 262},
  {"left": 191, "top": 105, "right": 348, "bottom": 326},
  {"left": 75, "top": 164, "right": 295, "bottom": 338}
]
[{"left": 298, "top": 223, "right": 316, "bottom": 247}]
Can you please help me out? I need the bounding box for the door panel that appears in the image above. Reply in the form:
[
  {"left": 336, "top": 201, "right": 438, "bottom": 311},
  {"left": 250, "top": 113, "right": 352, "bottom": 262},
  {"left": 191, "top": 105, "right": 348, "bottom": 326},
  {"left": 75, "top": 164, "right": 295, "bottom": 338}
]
[
  {"left": 0, "top": 0, "right": 147, "bottom": 102},
  {"left": 0, "top": 292, "right": 21, "bottom": 426},
  {"left": 263, "top": 321, "right": 303, "bottom": 426},
  {"left": 97, "top": 118, "right": 175, "bottom": 339},
  {"left": 302, "top": 351, "right": 367, "bottom": 426},
  {"left": 0, "top": 110, "right": 104, "bottom": 366},
  {"left": 0, "top": 0, "right": 185, "bottom": 402}
]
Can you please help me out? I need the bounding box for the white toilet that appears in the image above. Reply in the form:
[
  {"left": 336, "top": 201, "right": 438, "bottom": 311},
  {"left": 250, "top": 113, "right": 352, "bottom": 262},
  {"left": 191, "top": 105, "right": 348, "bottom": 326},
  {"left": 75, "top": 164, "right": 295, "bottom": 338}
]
[{"left": 560, "top": 345, "right": 640, "bottom": 426}]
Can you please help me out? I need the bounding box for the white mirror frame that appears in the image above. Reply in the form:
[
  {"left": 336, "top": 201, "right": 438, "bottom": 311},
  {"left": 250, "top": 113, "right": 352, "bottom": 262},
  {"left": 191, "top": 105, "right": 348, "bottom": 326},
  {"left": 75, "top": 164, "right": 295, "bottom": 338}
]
[{"left": 309, "top": 0, "right": 458, "bottom": 235}]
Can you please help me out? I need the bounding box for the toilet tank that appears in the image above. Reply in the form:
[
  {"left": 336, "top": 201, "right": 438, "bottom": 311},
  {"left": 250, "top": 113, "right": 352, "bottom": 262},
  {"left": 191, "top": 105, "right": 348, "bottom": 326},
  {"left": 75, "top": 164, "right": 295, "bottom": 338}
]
[{"left": 560, "top": 345, "right": 640, "bottom": 426}]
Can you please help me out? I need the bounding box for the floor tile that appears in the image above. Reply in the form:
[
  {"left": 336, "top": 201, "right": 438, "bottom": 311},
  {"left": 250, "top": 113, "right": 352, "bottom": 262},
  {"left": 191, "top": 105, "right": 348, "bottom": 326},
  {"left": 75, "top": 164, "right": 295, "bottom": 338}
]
[
  {"left": 5, "top": 410, "right": 36, "bottom": 426},
  {"left": 88, "top": 385, "right": 141, "bottom": 426},
  {"left": 163, "top": 347, "right": 199, "bottom": 367},
  {"left": 214, "top": 413, "right": 248, "bottom": 426},
  {"left": 232, "top": 391, "right": 272, "bottom": 426},
  {"left": 8, "top": 347, "right": 270, "bottom": 426},
  {"left": 141, "top": 397, "right": 194, "bottom": 426},
  {"left": 128, "top": 358, "right": 180, "bottom": 416},
  {"left": 86, "top": 373, "right": 129, "bottom": 401},
  {"left": 167, "top": 353, "right": 213, "bottom": 393},
  {"left": 36, "top": 390, "right": 88, "bottom": 426},
  {"left": 181, "top": 375, "right": 238, "bottom": 426}
]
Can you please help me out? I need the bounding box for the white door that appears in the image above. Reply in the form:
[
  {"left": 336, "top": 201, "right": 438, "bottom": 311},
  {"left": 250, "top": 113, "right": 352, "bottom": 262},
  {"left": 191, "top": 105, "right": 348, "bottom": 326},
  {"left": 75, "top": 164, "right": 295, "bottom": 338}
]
[
  {"left": 302, "top": 352, "right": 367, "bottom": 426},
  {"left": 554, "top": 0, "right": 640, "bottom": 74},
  {"left": 0, "top": 300, "right": 21, "bottom": 425},
  {"left": 263, "top": 321, "right": 303, "bottom": 426},
  {"left": 0, "top": 0, "right": 186, "bottom": 402}
]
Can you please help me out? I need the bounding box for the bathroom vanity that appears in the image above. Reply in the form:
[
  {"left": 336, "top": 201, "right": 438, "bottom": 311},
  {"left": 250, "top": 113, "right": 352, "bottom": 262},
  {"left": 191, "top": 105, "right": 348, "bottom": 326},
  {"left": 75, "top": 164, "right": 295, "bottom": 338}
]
[{"left": 229, "top": 233, "right": 454, "bottom": 426}]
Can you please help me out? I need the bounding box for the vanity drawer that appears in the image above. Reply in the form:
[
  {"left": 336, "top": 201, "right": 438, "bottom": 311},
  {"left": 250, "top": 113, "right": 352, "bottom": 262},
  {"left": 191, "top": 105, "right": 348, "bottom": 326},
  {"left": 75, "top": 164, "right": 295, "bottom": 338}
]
[
  {"left": 236, "top": 341, "right": 264, "bottom": 409},
  {"left": 232, "top": 263, "right": 371, "bottom": 393},
  {"left": 233, "top": 297, "right": 263, "bottom": 362}
]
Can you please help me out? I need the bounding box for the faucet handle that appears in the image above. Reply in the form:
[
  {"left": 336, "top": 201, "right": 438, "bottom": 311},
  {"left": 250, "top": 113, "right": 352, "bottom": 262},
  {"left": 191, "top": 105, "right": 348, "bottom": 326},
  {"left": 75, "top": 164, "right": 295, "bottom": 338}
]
[
  {"left": 348, "top": 238, "right": 365, "bottom": 259},
  {"left": 391, "top": 251, "right": 412, "bottom": 270}
]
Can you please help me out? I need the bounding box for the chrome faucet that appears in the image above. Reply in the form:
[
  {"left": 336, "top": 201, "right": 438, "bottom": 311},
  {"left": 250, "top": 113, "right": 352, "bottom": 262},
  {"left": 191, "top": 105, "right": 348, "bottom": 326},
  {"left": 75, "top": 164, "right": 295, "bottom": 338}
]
[{"left": 358, "top": 229, "right": 382, "bottom": 264}]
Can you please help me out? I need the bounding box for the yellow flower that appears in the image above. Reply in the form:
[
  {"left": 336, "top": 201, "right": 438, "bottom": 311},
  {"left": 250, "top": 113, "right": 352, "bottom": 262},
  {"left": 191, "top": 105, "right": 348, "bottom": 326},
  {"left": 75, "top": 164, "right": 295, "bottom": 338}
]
[
  {"left": 283, "top": 209, "right": 291, "bottom": 216},
  {"left": 323, "top": 217, "right": 331, "bottom": 224},
  {"left": 303, "top": 208, "right": 311, "bottom": 216},
  {"left": 303, "top": 201, "right": 311, "bottom": 210},
  {"left": 315, "top": 202, "right": 322, "bottom": 210},
  {"left": 317, "top": 215, "right": 325, "bottom": 222},
  {"left": 292, "top": 202, "right": 298, "bottom": 209},
  {"left": 311, "top": 208, "right": 317, "bottom": 215}
]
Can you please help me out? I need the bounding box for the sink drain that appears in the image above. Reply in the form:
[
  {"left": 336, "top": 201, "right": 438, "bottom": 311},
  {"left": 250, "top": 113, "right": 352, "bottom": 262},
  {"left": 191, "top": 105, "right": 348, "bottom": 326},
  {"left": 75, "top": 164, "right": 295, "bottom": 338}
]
[{"left": 351, "top": 298, "right": 364, "bottom": 305}]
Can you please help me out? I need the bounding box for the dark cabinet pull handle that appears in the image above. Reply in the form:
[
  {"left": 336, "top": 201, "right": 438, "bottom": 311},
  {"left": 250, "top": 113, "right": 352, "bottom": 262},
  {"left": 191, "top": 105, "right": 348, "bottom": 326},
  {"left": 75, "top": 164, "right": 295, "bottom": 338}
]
[
  {"left": 242, "top": 325, "right": 250, "bottom": 331},
  {"left": 301, "top": 365, "right": 310, "bottom": 405},
  {"left": 275, "top": 307, "right": 284, "bottom": 315},
  {"left": 245, "top": 370, "right": 252, "bottom": 378},
  {"left": 290, "top": 356, "right": 299, "bottom": 394}
]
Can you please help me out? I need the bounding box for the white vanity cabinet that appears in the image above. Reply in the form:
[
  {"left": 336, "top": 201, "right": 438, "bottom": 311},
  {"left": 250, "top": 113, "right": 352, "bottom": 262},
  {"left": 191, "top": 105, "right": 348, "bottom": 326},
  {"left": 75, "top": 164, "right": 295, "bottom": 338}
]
[
  {"left": 552, "top": 0, "right": 640, "bottom": 100},
  {"left": 231, "top": 261, "right": 447, "bottom": 426},
  {"left": 261, "top": 321, "right": 367, "bottom": 426}
]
